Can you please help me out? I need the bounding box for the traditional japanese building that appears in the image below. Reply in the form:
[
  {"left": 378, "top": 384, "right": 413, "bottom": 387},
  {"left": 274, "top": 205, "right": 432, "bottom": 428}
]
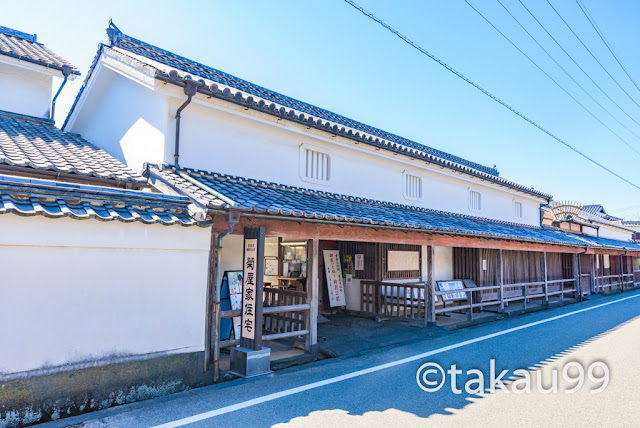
[
  {"left": 3, "top": 20, "right": 640, "bottom": 426},
  {"left": 63, "top": 20, "right": 640, "bottom": 377}
]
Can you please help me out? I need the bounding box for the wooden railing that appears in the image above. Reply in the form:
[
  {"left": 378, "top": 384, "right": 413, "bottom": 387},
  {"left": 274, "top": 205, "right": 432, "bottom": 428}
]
[
  {"left": 433, "top": 285, "right": 501, "bottom": 321},
  {"left": 360, "top": 281, "right": 425, "bottom": 322},
  {"left": 503, "top": 278, "right": 578, "bottom": 307},
  {"left": 594, "top": 274, "right": 621, "bottom": 293},
  {"left": 359, "top": 277, "right": 581, "bottom": 324},
  {"left": 263, "top": 288, "right": 308, "bottom": 336},
  {"left": 219, "top": 286, "right": 310, "bottom": 348}
]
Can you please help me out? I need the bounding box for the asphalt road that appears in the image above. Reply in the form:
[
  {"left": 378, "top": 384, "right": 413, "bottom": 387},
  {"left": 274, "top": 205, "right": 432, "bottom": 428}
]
[{"left": 47, "top": 290, "right": 640, "bottom": 427}]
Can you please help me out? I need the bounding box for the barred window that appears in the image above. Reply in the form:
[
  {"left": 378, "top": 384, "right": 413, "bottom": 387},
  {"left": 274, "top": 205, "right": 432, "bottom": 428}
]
[
  {"left": 469, "top": 190, "right": 481, "bottom": 211},
  {"left": 404, "top": 173, "right": 422, "bottom": 200}
]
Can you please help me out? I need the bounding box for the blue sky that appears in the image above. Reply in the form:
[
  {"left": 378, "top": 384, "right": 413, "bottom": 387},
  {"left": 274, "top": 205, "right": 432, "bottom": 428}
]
[{"left": 4, "top": 1, "right": 640, "bottom": 217}]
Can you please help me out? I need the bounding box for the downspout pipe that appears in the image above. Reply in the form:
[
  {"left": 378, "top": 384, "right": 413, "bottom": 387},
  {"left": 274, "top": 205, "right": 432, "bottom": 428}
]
[
  {"left": 51, "top": 65, "right": 72, "bottom": 121},
  {"left": 174, "top": 79, "right": 200, "bottom": 169}
]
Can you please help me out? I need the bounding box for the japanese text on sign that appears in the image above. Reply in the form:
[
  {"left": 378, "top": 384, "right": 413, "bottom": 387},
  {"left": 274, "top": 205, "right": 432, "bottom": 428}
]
[
  {"left": 241, "top": 238, "right": 258, "bottom": 339},
  {"left": 323, "top": 250, "right": 345, "bottom": 307}
]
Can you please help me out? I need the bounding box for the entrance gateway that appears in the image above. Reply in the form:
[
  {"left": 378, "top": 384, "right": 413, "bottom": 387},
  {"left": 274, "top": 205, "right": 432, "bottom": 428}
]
[{"left": 230, "top": 227, "right": 271, "bottom": 377}]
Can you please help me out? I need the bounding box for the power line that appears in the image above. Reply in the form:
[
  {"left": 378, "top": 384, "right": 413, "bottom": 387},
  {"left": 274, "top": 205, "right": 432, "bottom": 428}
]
[
  {"left": 468, "top": 0, "right": 640, "bottom": 156},
  {"left": 516, "top": 0, "right": 640, "bottom": 133},
  {"left": 545, "top": 0, "right": 640, "bottom": 111},
  {"left": 576, "top": 0, "right": 640, "bottom": 97},
  {"left": 341, "top": 0, "right": 640, "bottom": 191}
]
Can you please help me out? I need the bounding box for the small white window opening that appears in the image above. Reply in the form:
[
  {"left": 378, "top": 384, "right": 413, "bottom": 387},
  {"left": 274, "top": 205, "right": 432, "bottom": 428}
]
[
  {"left": 404, "top": 173, "right": 422, "bottom": 200},
  {"left": 469, "top": 189, "right": 482, "bottom": 211},
  {"left": 300, "top": 146, "right": 331, "bottom": 184},
  {"left": 513, "top": 201, "right": 523, "bottom": 219}
]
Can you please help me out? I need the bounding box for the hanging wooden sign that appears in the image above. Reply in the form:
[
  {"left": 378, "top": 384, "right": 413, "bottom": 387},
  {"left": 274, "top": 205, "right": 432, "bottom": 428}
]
[{"left": 323, "top": 250, "right": 346, "bottom": 307}]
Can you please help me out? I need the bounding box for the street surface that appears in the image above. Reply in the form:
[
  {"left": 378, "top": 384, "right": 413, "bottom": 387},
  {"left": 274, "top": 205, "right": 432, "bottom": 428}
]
[{"left": 46, "top": 291, "right": 640, "bottom": 427}]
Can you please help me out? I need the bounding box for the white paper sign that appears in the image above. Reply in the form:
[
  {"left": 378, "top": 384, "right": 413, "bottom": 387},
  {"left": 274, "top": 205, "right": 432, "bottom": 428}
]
[
  {"left": 323, "top": 250, "right": 346, "bottom": 307},
  {"left": 241, "top": 238, "right": 258, "bottom": 339},
  {"left": 387, "top": 250, "right": 420, "bottom": 271},
  {"left": 437, "top": 280, "right": 467, "bottom": 301},
  {"left": 355, "top": 254, "right": 365, "bottom": 271}
]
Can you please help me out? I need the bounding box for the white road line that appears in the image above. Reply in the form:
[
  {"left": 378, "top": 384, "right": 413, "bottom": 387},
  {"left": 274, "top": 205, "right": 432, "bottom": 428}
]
[{"left": 153, "top": 293, "right": 640, "bottom": 428}]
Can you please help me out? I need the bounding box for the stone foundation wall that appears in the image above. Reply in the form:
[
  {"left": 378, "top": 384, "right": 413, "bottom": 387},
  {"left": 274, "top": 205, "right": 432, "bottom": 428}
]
[{"left": 0, "top": 351, "right": 211, "bottom": 427}]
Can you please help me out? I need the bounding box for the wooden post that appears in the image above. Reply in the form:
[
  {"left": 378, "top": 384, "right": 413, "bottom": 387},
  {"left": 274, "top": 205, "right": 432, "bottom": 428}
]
[
  {"left": 596, "top": 255, "right": 601, "bottom": 293},
  {"left": 590, "top": 254, "right": 596, "bottom": 294},
  {"left": 573, "top": 253, "right": 580, "bottom": 301},
  {"left": 543, "top": 252, "right": 549, "bottom": 305},
  {"left": 426, "top": 245, "right": 435, "bottom": 325},
  {"left": 305, "top": 238, "right": 319, "bottom": 353},
  {"left": 240, "top": 227, "right": 265, "bottom": 350},
  {"left": 498, "top": 249, "right": 504, "bottom": 312},
  {"left": 204, "top": 228, "right": 218, "bottom": 373},
  {"left": 619, "top": 255, "right": 624, "bottom": 291}
]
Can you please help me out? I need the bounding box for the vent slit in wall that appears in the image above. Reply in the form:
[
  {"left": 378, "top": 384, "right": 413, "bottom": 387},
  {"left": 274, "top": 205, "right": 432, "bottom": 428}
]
[{"left": 303, "top": 148, "right": 330, "bottom": 182}]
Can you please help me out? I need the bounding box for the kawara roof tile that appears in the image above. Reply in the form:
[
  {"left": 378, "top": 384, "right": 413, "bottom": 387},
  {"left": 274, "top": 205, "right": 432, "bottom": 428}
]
[{"left": 148, "top": 164, "right": 640, "bottom": 250}]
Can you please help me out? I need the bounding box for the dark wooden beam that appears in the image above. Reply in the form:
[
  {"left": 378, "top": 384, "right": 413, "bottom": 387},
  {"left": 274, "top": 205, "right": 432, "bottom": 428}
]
[{"left": 212, "top": 216, "right": 622, "bottom": 254}]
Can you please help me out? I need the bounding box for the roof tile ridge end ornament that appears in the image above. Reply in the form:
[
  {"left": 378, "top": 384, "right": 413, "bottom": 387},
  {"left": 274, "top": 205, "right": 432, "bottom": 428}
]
[{"left": 106, "top": 20, "right": 123, "bottom": 47}]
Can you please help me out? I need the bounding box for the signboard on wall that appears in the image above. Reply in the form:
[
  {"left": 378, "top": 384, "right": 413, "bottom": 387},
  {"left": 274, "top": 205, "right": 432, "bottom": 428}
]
[
  {"left": 387, "top": 250, "right": 420, "bottom": 272},
  {"left": 264, "top": 257, "right": 278, "bottom": 276},
  {"left": 355, "top": 254, "right": 365, "bottom": 271},
  {"left": 323, "top": 250, "right": 346, "bottom": 307}
]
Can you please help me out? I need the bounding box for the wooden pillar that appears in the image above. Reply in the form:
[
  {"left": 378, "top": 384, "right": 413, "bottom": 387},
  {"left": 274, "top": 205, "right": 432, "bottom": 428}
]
[
  {"left": 573, "top": 253, "right": 581, "bottom": 301},
  {"left": 543, "top": 252, "right": 549, "bottom": 305},
  {"left": 619, "top": 255, "right": 624, "bottom": 291},
  {"left": 498, "top": 249, "right": 504, "bottom": 312},
  {"left": 590, "top": 254, "right": 596, "bottom": 294},
  {"left": 239, "top": 227, "right": 265, "bottom": 350},
  {"left": 204, "top": 228, "right": 218, "bottom": 372},
  {"left": 426, "top": 245, "right": 435, "bottom": 325},
  {"left": 305, "top": 238, "right": 319, "bottom": 353}
]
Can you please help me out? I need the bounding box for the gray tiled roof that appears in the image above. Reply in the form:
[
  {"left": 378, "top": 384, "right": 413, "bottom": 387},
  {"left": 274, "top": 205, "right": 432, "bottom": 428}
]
[
  {"left": 148, "top": 164, "right": 640, "bottom": 250},
  {"left": 0, "top": 110, "right": 145, "bottom": 184},
  {"left": 0, "top": 174, "right": 203, "bottom": 226},
  {"left": 582, "top": 204, "right": 621, "bottom": 221},
  {"left": 58, "top": 23, "right": 551, "bottom": 200},
  {"left": 0, "top": 25, "right": 80, "bottom": 75}
]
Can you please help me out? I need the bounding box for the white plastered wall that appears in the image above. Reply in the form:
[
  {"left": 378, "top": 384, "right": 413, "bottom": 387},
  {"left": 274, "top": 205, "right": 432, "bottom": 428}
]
[
  {"left": 0, "top": 61, "right": 53, "bottom": 119},
  {"left": 167, "top": 94, "right": 543, "bottom": 226},
  {"left": 66, "top": 60, "right": 167, "bottom": 175},
  {"left": 0, "top": 215, "right": 210, "bottom": 375}
]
